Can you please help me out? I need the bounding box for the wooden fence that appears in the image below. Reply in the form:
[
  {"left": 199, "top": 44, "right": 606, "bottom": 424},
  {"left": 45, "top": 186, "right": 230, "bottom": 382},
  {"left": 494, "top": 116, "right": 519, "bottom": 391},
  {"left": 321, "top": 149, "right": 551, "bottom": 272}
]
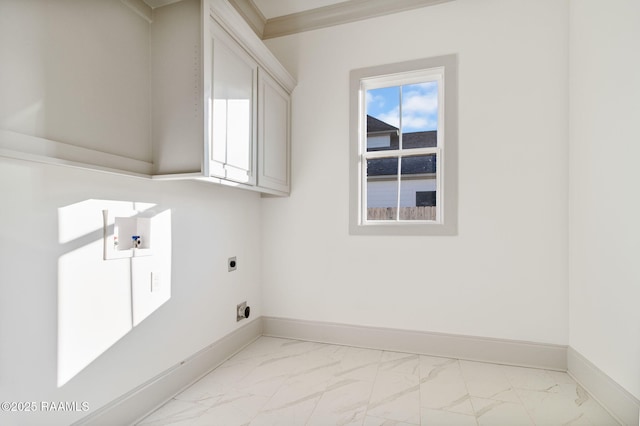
[{"left": 367, "top": 206, "right": 436, "bottom": 220}]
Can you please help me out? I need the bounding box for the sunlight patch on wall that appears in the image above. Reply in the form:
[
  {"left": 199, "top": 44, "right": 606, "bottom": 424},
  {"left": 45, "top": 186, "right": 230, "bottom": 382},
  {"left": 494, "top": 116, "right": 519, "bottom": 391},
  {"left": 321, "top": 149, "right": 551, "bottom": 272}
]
[
  {"left": 57, "top": 199, "right": 171, "bottom": 387},
  {"left": 58, "top": 199, "right": 155, "bottom": 244},
  {"left": 0, "top": 100, "right": 44, "bottom": 132}
]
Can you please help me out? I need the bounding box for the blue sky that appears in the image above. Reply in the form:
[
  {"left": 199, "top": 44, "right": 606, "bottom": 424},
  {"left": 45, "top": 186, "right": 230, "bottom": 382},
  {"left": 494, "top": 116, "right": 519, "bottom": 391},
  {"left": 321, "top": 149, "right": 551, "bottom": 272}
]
[{"left": 366, "top": 81, "right": 438, "bottom": 132}]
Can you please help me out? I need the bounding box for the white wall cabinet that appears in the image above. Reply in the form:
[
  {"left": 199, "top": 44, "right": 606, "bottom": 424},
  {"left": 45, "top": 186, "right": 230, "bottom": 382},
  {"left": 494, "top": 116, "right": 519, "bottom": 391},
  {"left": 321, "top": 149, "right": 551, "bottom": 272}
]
[
  {"left": 0, "top": 0, "right": 294, "bottom": 196},
  {"left": 258, "top": 70, "right": 291, "bottom": 193},
  {"left": 153, "top": 0, "right": 294, "bottom": 195},
  {"left": 208, "top": 19, "right": 258, "bottom": 185}
]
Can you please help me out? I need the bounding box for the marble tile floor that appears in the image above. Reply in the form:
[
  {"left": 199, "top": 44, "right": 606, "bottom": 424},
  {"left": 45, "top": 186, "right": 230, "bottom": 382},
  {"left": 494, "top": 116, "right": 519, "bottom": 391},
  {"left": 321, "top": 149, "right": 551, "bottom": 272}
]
[{"left": 137, "top": 337, "right": 619, "bottom": 426}]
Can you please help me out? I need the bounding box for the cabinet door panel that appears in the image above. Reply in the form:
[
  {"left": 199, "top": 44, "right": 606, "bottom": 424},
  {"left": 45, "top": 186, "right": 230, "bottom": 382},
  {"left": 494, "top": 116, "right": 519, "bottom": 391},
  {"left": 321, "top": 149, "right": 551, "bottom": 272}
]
[
  {"left": 258, "top": 71, "right": 290, "bottom": 193},
  {"left": 208, "top": 20, "right": 257, "bottom": 184}
]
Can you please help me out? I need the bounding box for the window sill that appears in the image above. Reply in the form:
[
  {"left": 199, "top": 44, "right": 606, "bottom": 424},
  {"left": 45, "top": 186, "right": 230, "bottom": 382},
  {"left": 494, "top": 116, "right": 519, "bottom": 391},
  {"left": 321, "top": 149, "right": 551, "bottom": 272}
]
[{"left": 349, "top": 220, "right": 457, "bottom": 236}]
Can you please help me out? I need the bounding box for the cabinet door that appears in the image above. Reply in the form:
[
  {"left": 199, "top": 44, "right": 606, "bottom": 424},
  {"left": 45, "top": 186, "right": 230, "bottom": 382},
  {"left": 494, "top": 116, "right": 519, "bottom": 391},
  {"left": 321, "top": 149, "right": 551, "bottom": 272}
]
[
  {"left": 257, "top": 70, "right": 290, "bottom": 193},
  {"left": 207, "top": 19, "right": 257, "bottom": 185}
]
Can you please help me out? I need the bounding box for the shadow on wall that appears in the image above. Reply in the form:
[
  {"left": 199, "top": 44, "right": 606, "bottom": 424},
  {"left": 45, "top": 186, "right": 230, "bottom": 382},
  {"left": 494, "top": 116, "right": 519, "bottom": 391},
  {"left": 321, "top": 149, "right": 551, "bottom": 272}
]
[{"left": 57, "top": 199, "right": 172, "bottom": 387}]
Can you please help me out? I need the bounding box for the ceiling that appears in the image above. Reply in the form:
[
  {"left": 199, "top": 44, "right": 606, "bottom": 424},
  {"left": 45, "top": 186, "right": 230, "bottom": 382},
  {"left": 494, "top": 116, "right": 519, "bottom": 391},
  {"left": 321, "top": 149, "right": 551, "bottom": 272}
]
[
  {"left": 250, "top": 0, "right": 346, "bottom": 20},
  {"left": 139, "top": 0, "right": 455, "bottom": 39},
  {"left": 247, "top": 0, "right": 455, "bottom": 39},
  {"left": 142, "top": 0, "right": 347, "bottom": 19}
]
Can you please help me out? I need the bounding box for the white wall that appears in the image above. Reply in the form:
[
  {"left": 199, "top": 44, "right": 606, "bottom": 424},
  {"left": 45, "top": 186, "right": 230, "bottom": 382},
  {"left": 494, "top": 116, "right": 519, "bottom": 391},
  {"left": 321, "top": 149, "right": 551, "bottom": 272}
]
[
  {"left": 262, "top": 0, "right": 570, "bottom": 344},
  {"left": 0, "top": 160, "right": 262, "bottom": 425},
  {"left": 569, "top": 0, "right": 640, "bottom": 400},
  {"left": 6, "top": 0, "right": 638, "bottom": 422},
  {"left": 0, "top": 1, "right": 262, "bottom": 424}
]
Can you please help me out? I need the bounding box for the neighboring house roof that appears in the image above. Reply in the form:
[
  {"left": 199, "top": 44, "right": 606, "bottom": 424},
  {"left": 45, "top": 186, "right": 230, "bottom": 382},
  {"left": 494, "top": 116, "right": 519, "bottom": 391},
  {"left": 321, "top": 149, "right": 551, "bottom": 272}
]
[
  {"left": 367, "top": 115, "right": 437, "bottom": 150},
  {"left": 402, "top": 131, "right": 436, "bottom": 149},
  {"left": 367, "top": 156, "right": 436, "bottom": 176},
  {"left": 366, "top": 115, "right": 437, "bottom": 176},
  {"left": 367, "top": 115, "right": 398, "bottom": 134}
]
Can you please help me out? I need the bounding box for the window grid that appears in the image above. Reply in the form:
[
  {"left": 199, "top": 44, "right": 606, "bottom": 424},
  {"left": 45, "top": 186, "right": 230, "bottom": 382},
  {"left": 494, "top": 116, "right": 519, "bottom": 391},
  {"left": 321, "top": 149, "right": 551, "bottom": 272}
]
[{"left": 360, "top": 72, "right": 444, "bottom": 225}]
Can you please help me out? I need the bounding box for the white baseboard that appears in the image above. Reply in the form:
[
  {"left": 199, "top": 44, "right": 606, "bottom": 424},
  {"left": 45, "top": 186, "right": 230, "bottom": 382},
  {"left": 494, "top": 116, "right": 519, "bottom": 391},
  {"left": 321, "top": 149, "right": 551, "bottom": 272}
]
[
  {"left": 264, "top": 316, "right": 640, "bottom": 425},
  {"left": 73, "top": 316, "right": 639, "bottom": 426},
  {"left": 74, "top": 318, "right": 262, "bottom": 426},
  {"left": 262, "top": 316, "right": 567, "bottom": 371},
  {"left": 567, "top": 347, "right": 640, "bottom": 426}
]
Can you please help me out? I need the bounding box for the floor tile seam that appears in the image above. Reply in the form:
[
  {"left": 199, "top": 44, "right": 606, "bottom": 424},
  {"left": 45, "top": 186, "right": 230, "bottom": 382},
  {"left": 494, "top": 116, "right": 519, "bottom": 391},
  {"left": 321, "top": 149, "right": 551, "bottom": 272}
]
[
  {"left": 288, "top": 358, "right": 342, "bottom": 382},
  {"left": 502, "top": 374, "right": 539, "bottom": 426},
  {"left": 366, "top": 413, "right": 420, "bottom": 425},
  {"left": 244, "top": 351, "right": 299, "bottom": 423},
  {"left": 221, "top": 358, "right": 267, "bottom": 389},
  {"left": 379, "top": 351, "right": 421, "bottom": 372},
  {"left": 176, "top": 394, "right": 228, "bottom": 412},
  {"left": 302, "top": 376, "right": 329, "bottom": 426},
  {"left": 453, "top": 357, "right": 481, "bottom": 426},
  {"left": 360, "top": 350, "right": 385, "bottom": 423},
  {"left": 160, "top": 397, "right": 210, "bottom": 426},
  {"left": 457, "top": 360, "right": 512, "bottom": 394},
  {"left": 472, "top": 398, "right": 510, "bottom": 422},
  {"left": 480, "top": 395, "right": 540, "bottom": 423},
  {"left": 263, "top": 381, "right": 329, "bottom": 413},
  {"left": 245, "top": 390, "right": 277, "bottom": 425},
  {"left": 367, "top": 382, "right": 421, "bottom": 416},
  {"left": 186, "top": 408, "right": 202, "bottom": 426},
  {"left": 419, "top": 405, "right": 479, "bottom": 425},
  {"left": 191, "top": 376, "right": 283, "bottom": 423},
  {"left": 189, "top": 392, "right": 253, "bottom": 425},
  {"left": 418, "top": 355, "right": 423, "bottom": 426}
]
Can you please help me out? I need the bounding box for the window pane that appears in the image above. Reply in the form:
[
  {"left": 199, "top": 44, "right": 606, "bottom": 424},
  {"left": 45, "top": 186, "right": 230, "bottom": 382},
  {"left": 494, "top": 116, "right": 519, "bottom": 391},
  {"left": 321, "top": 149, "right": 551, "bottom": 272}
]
[
  {"left": 366, "top": 157, "right": 398, "bottom": 220},
  {"left": 399, "top": 154, "right": 437, "bottom": 220},
  {"left": 366, "top": 87, "right": 399, "bottom": 152},
  {"left": 401, "top": 82, "right": 438, "bottom": 150}
]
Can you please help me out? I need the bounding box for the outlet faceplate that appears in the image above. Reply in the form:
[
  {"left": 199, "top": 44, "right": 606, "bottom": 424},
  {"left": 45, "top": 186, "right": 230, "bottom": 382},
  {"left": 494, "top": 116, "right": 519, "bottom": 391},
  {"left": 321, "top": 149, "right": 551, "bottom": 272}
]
[
  {"left": 236, "top": 301, "right": 247, "bottom": 321},
  {"left": 228, "top": 256, "right": 237, "bottom": 272}
]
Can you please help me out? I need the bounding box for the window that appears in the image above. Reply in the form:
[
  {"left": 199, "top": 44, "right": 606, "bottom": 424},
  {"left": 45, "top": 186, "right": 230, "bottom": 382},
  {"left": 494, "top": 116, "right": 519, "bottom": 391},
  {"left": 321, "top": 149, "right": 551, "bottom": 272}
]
[{"left": 349, "top": 55, "right": 457, "bottom": 235}]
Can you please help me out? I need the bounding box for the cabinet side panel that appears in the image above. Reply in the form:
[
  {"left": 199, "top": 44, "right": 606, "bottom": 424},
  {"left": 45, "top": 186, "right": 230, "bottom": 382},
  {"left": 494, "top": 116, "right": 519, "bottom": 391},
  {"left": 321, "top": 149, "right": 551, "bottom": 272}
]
[{"left": 151, "top": 0, "right": 203, "bottom": 174}]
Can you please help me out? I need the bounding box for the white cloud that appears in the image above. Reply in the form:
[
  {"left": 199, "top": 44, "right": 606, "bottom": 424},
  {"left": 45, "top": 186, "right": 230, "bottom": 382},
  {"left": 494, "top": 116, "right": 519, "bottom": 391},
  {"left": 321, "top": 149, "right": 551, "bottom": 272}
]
[
  {"left": 378, "top": 109, "right": 400, "bottom": 128},
  {"left": 413, "top": 81, "right": 438, "bottom": 92},
  {"left": 401, "top": 86, "right": 438, "bottom": 131},
  {"left": 367, "top": 82, "right": 439, "bottom": 132},
  {"left": 403, "top": 90, "right": 438, "bottom": 115},
  {"left": 366, "top": 91, "right": 386, "bottom": 110},
  {"left": 401, "top": 115, "right": 438, "bottom": 131}
]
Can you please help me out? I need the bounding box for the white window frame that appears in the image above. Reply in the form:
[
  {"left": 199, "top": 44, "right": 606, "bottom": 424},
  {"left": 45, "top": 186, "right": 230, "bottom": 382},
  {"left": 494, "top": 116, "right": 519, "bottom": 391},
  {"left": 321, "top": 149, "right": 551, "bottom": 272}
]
[
  {"left": 349, "top": 55, "right": 458, "bottom": 236},
  {"left": 362, "top": 69, "right": 444, "bottom": 223}
]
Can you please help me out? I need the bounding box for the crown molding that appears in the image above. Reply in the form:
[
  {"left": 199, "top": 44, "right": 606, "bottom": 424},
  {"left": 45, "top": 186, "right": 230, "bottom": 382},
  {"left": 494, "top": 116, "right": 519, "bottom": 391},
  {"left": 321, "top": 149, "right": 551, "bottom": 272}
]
[
  {"left": 261, "top": 0, "right": 456, "bottom": 39},
  {"left": 129, "top": 0, "right": 457, "bottom": 41},
  {"left": 209, "top": 0, "right": 296, "bottom": 91},
  {"left": 228, "top": 0, "right": 267, "bottom": 39},
  {"left": 142, "top": 0, "right": 184, "bottom": 8}
]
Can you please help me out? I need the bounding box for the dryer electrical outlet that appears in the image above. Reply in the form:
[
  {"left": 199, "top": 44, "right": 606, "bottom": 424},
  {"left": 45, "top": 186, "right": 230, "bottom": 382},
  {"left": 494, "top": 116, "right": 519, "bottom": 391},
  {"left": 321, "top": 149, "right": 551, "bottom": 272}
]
[
  {"left": 236, "top": 301, "right": 250, "bottom": 321},
  {"left": 228, "top": 256, "right": 237, "bottom": 272}
]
